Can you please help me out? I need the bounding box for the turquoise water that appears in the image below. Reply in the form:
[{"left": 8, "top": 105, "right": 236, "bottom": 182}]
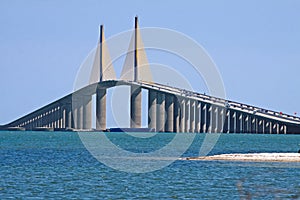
[{"left": 0, "top": 131, "right": 300, "bottom": 199}]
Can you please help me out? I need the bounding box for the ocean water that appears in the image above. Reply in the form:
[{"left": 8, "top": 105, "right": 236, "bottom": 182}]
[{"left": 0, "top": 131, "right": 299, "bottom": 199}]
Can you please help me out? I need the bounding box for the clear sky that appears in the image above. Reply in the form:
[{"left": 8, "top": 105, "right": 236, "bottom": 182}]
[{"left": 1, "top": 0, "right": 300, "bottom": 125}]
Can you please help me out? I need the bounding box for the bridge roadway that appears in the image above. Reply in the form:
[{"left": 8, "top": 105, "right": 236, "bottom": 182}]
[{"left": 3, "top": 80, "right": 300, "bottom": 134}]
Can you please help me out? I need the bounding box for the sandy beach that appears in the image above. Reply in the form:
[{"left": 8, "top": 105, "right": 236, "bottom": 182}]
[{"left": 183, "top": 153, "right": 300, "bottom": 162}]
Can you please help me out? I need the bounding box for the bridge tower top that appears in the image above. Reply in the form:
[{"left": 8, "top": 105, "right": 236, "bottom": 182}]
[
  {"left": 134, "top": 16, "right": 138, "bottom": 82},
  {"left": 99, "top": 24, "right": 104, "bottom": 82}
]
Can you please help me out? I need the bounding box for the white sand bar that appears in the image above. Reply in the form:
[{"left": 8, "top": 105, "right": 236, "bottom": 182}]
[{"left": 184, "top": 153, "right": 300, "bottom": 162}]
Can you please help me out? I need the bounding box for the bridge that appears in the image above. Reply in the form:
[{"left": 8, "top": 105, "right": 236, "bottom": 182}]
[{"left": 2, "top": 17, "right": 300, "bottom": 134}]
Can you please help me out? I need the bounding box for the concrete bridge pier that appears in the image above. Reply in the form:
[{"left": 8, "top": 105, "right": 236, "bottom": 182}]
[
  {"left": 189, "top": 100, "right": 195, "bottom": 133},
  {"left": 258, "top": 118, "right": 264, "bottom": 133},
  {"left": 232, "top": 111, "right": 237, "bottom": 133},
  {"left": 148, "top": 90, "right": 157, "bottom": 131},
  {"left": 211, "top": 105, "right": 218, "bottom": 133},
  {"left": 82, "top": 95, "right": 92, "bottom": 129},
  {"left": 156, "top": 92, "right": 165, "bottom": 132},
  {"left": 165, "top": 94, "right": 174, "bottom": 132},
  {"left": 130, "top": 85, "right": 142, "bottom": 128},
  {"left": 96, "top": 88, "right": 106, "bottom": 130},
  {"left": 251, "top": 117, "right": 257, "bottom": 133},
  {"left": 200, "top": 103, "right": 206, "bottom": 133},
  {"left": 77, "top": 103, "right": 83, "bottom": 129},
  {"left": 195, "top": 101, "right": 201, "bottom": 133},
  {"left": 207, "top": 104, "right": 212, "bottom": 133},
  {"left": 224, "top": 110, "right": 230, "bottom": 133},
  {"left": 173, "top": 96, "right": 181, "bottom": 132},
  {"left": 180, "top": 98, "right": 186, "bottom": 132},
  {"left": 236, "top": 112, "right": 241, "bottom": 133},
  {"left": 272, "top": 122, "right": 279, "bottom": 134},
  {"left": 185, "top": 99, "right": 190, "bottom": 132}
]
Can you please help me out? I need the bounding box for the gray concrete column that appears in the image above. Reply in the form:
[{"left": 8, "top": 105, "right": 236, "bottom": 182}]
[
  {"left": 272, "top": 122, "right": 279, "bottom": 134},
  {"left": 211, "top": 106, "right": 217, "bottom": 133},
  {"left": 72, "top": 98, "right": 79, "bottom": 129},
  {"left": 265, "top": 121, "right": 271, "bottom": 134},
  {"left": 174, "top": 96, "right": 180, "bottom": 132},
  {"left": 156, "top": 92, "right": 165, "bottom": 132},
  {"left": 96, "top": 89, "right": 106, "bottom": 130},
  {"left": 51, "top": 109, "right": 55, "bottom": 128},
  {"left": 223, "top": 110, "right": 229, "bottom": 133},
  {"left": 148, "top": 90, "right": 157, "bottom": 131},
  {"left": 200, "top": 103, "right": 206, "bottom": 133},
  {"left": 207, "top": 104, "right": 212, "bottom": 133},
  {"left": 67, "top": 106, "right": 73, "bottom": 129},
  {"left": 62, "top": 108, "right": 66, "bottom": 128},
  {"left": 83, "top": 95, "right": 92, "bottom": 130},
  {"left": 232, "top": 111, "right": 236, "bottom": 133},
  {"left": 190, "top": 100, "right": 195, "bottom": 133},
  {"left": 218, "top": 107, "right": 224, "bottom": 133},
  {"left": 251, "top": 117, "right": 256, "bottom": 133},
  {"left": 241, "top": 114, "right": 246, "bottom": 133},
  {"left": 180, "top": 98, "right": 186, "bottom": 133},
  {"left": 130, "top": 85, "right": 142, "bottom": 128},
  {"left": 78, "top": 104, "right": 83, "bottom": 130},
  {"left": 185, "top": 99, "right": 189, "bottom": 132},
  {"left": 258, "top": 118, "right": 264, "bottom": 133},
  {"left": 195, "top": 102, "right": 200, "bottom": 133},
  {"left": 246, "top": 115, "right": 251, "bottom": 133},
  {"left": 236, "top": 112, "right": 241, "bottom": 133},
  {"left": 165, "top": 94, "right": 174, "bottom": 132}
]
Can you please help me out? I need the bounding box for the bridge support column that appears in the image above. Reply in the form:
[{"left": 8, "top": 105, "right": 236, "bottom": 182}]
[
  {"left": 252, "top": 117, "right": 258, "bottom": 133},
  {"left": 232, "top": 111, "right": 236, "bottom": 133},
  {"left": 207, "top": 104, "right": 212, "bottom": 133},
  {"left": 265, "top": 121, "right": 271, "bottom": 134},
  {"left": 218, "top": 107, "right": 225, "bottom": 133},
  {"left": 62, "top": 108, "right": 66, "bottom": 128},
  {"left": 200, "top": 103, "right": 206, "bottom": 133},
  {"left": 185, "top": 99, "right": 189, "bottom": 132},
  {"left": 67, "top": 106, "right": 73, "bottom": 129},
  {"left": 211, "top": 106, "right": 217, "bottom": 133},
  {"left": 156, "top": 92, "right": 165, "bottom": 132},
  {"left": 224, "top": 110, "right": 230, "bottom": 133},
  {"left": 148, "top": 90, "right": 157, "bottom": 131},
  {"left": 174, "top": 96, "right": 180, "bottom": 132},
  {"left": 180, "top": 98, "right": 186, "bottom": 132},
  {"left": 190, "top": 100, "right": 195, "bottom": 133},
  {"left": 258, "top": 118, "right": 264, "bottom": 133},
  {"left": 165, "top": 94, "right": 174, "bottom": 132},
  {"left": 83, "top": 95, "right": 92, "bottom": 130},
  {"left": 272, "top": 122, "right": 279, "bottom": 134},
  {"left": 236, "top": 112, "right": 241, "bottom": 133},
  {"left": 195, "top": 101, "right": 200, "bottom": 133},
  {"left": 78, "top": 104, "right": 83, "bottom": 129},
  {"left": 130, "top": 85, "right": 142, "bottom": 128},
  {"left": 96, "top": 89, "right": 106, "bottom": 130}
]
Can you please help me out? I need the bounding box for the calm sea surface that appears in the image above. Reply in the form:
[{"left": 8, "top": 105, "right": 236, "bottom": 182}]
[{"left": 0, "top": 131, "right": 299, "bottom": 199}]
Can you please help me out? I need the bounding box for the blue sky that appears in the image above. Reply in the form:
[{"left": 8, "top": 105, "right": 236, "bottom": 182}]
[{"left": 1, "top": 0, "right": 300, "bottom": 125}]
